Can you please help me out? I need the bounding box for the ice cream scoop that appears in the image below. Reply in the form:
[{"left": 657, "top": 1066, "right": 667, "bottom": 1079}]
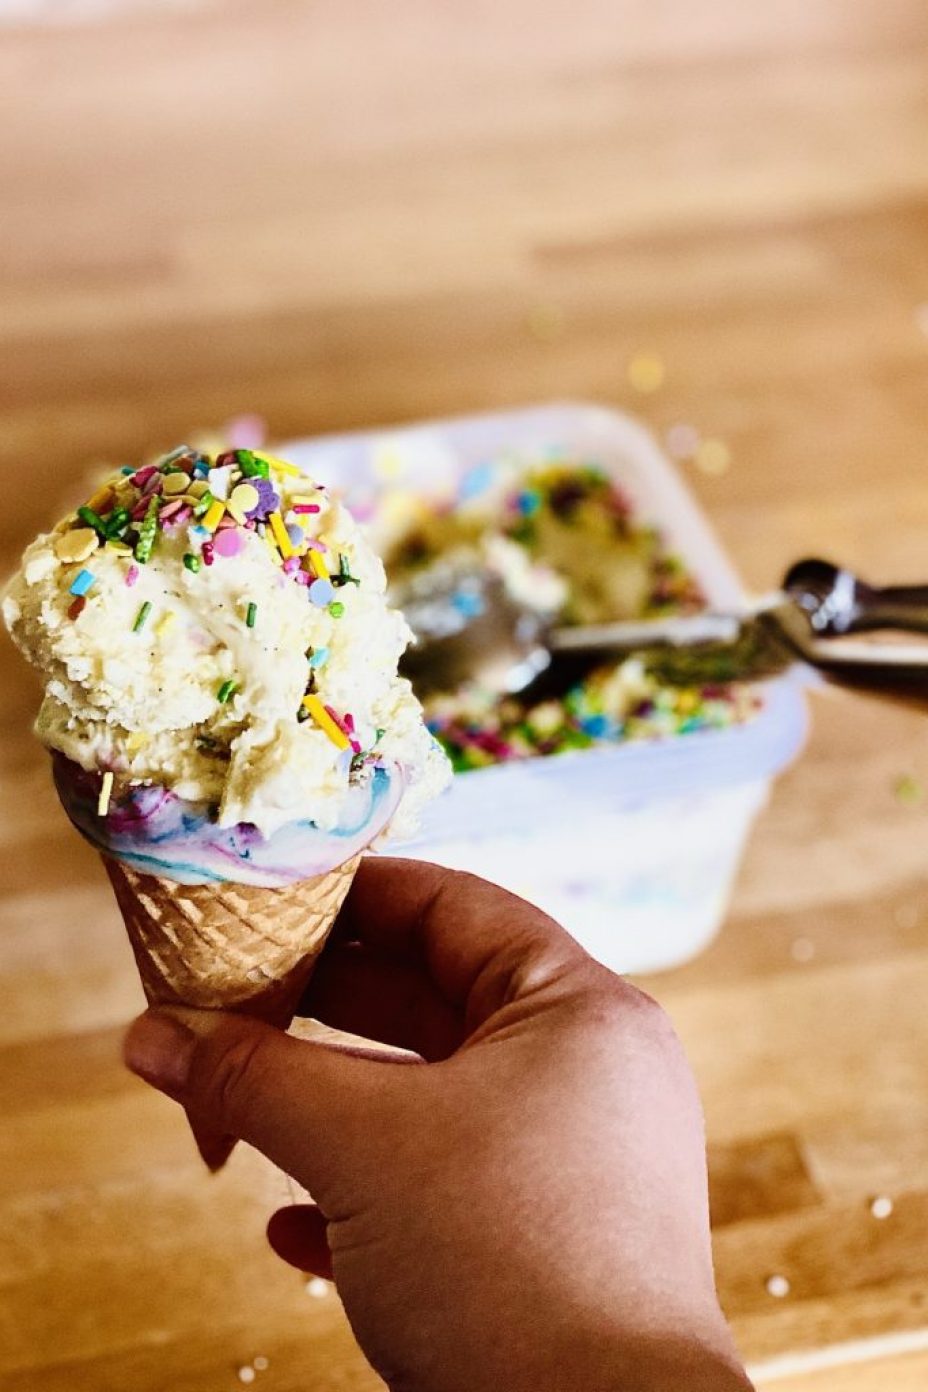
[{"left": 400, "top": 555, "right": 928, "bottom": 707}]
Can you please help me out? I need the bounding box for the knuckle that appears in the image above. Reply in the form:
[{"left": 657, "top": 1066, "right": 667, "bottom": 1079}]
[{"left": 200, "top": 1026, "right": 271, "bottom": 1128}]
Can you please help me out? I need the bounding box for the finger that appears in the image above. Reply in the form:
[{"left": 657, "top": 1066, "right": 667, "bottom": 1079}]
[
  {"left": 267, "top": 1204, "right": 333, "bottom": 1279},
  {"left": 299, "top": 940, "right": 464, "bottom": 1060},
  {"left": 124, "top": 1006, "right": 419, "bottom": 1197},
  {"left": 336, "top": 857, "right": 589, "bottom": 1025}
]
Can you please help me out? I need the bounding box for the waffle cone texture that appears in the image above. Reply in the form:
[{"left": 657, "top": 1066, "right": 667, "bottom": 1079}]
[{"left": 104, "top": 854, "right": 361, "bottom": 1027}]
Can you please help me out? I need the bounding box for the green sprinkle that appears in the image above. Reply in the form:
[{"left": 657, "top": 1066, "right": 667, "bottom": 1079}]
[
  {"left": 335, "top": 552, "right": 361, "bottom": 587},
  {"left": 217, "top": 679, "right": 238, "bottom": 704},
  {"left": 183, "top": 553, "right": 201, "bottom": 573},
  {"left": 132, "top": 601, "right": 152, "bottom": 632},
  {"left": 193, "top": 491, "right": 214, "bottom": 518},
  {"left": 245, "top": 602, "right": 257, "bottom": 629},
  {"left": 76, "top": 506, "right": 109, "bottom": 538},
  {"left": 895, "top": 773, "right": 924, "bottom": 807},
  {"left": 105, "top": 507, "right": 131, "bottom": 538},
  {"left": 328, "top": 600, "right": 345, "bottom": 618},
  {"left": 375, "top": 727, "right": 386, "bottom": 743},
  {"left": 134, "top": 496, "right": 160, "bottom": 563},
  {"left": 236, "top": 448, "right": 270, "bottom": 479}
]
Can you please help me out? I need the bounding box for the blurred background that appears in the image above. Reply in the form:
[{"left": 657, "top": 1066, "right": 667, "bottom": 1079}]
[{"left": 3, "top": 2, "right": 928, "bottom": 1390}]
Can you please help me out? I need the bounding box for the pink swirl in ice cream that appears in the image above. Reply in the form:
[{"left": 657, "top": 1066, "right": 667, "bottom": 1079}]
[{"left": 53, "top": 755, "right": 403, "bottom": 887}]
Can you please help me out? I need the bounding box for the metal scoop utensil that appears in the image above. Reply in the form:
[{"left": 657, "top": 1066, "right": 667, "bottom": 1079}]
[{"left": 398, "top": 557, "right": 928, "bottom": 707}]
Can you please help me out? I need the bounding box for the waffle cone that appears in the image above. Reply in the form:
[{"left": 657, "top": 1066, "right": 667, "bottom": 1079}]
[{"left": 104, "top": 854, "right": 361, "bottom": 1027}]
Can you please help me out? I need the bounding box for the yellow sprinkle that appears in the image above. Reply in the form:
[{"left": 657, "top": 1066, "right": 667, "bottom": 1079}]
[
  {"left": 373, "top": 447, "right": 404, "bottom": 481},
  {"left": 301, "top": 695, "right": 351, "bottom": 749},
  {"left": 54, "top": 528, "right": 99, "bottom": 564},
  {"left": 87, "top": 484, "right": 115, "bottom": 513},
  {"left": 187, "top": 479, "right": 210, "bottom": 499},
  {"left": 306, "top": 550, "right": 330, "bottom": 580},
  {"left": 97, "top": 771, "right": 114, "bottom": 817},
  {"left": 262, "top": 528, "right": 283, "bottom": 567},
  {"left": 292, "top": 494, "right": 319, "bottom": 506},
  {"left": 202, "top": 500, "right": 226, "bottom": 532},
  {"left": 269, "top": 510, "right": 295, "bottom": 558},
  {"left": 693, "top": 438, "right": 731, "bottom": 476},
  {"left": 161, "top": 473, "right": 189, "bottom": 496},
  {"left": 105, "top": 539, "right": 133, "bottom": 555},
  {"left": 627, "top": 351, "right": 666, "bottom": 393},
  {"left": 255, "top": 451, "right": 302, "bottom": 478},
  {"left": 156, "top": 611, "right": 176, "bottom": 637}
]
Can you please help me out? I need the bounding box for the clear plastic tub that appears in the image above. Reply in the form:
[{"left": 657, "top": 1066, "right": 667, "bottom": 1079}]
[{"left": 284, "top": 403, "right": 808, "bottom": 974}]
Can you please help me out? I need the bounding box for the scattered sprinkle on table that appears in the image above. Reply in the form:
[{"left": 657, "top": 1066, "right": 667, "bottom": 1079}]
[
  {"left": 305, "top": 1277, "right": 329, "bottom": 1299},
  {"left": 627, "top": 351, "right": 665, "bottom": 393},
  {"left": 252, "top": 1356, "right": 269, "bottom": 1372},
  {"left": 693, "top": 438, "right": 731, "bottom": 476},
  {"left": 765, "top": 1274, "right": 791, "bottom": 1299},
  {"left": 894, "top": 773, "right": 923, "bottom": 806},
  {"left": 237, "top": 1368, "right": 256, "bottom": 1385},
  {"left": 870, "top": 1195, "right": 894, "bottom": 1220}
]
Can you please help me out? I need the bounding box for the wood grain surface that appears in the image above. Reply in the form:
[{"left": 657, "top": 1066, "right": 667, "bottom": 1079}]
[{"left": 2, "top": 2, "right": 928, "bottom": 1388}]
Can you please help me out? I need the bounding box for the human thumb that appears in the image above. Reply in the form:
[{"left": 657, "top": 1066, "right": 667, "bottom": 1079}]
[{"left": 124, "top": 1006, "right": 414, "bottom": 1194}]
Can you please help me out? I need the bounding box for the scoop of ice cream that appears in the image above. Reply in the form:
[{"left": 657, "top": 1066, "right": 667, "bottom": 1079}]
[
  {"left": 52, "top": 754, "right": 403, "bottom": 886},
  {"left": 3, "top": 445, "right": 450, "bottom": 841}
]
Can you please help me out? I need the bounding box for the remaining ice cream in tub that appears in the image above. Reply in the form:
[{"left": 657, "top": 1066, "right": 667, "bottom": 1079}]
[{"left": 3, "top": 444, "right": 449, "bottom": 1025}]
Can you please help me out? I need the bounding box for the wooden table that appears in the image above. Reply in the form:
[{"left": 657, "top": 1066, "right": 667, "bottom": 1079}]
[{"left": 3, "top": 2, "right": 928, "bottom": 1387}]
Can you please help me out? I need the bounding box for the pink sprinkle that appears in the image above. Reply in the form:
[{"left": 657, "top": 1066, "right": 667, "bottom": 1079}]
[
  {"left": 216, "top": 515, "right": 237, "bottom": 530},
  {"left": 225, "top": 413, "right": 266, "bottom": 449},
  {"left": 292, "top": 569, "right": 310, "bottom": 586},
  {"left": 282, "top": 556, "right": 301, "bottom": 574},
  {"left": 159, "top": 499, "right": 184, "bottom": 521},
  {"left": 142, "top": 472, "right": 164, "bottom": 495},
  {"left": 292, "top": 504, "right": 321, "bottom": 514},
  {"left": 350, "top": 739, "right": 362, "bottom": 754},
  {"left": 343, "top": 712, "right": 355, "bottom": 732},
  {"left": 202, "top": 542, "right": 214, "bottom": 566},
  {"left": 132, "top": 466, "right": 157, "bottom": 487},
  {"left": 125, "top": 565, "right": 139, "bottom": 588},
  {"left": 213, "top": 528, "right": 244, "bottom": 557}
]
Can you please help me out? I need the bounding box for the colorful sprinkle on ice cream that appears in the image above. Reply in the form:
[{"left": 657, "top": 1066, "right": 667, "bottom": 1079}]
[{"left": 3, "top": 445, "right": 450, "bottom": 852}]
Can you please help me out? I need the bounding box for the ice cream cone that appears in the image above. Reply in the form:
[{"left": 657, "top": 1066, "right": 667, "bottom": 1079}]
[
  {"left": 106, "top": 851, "right": 362, "bottom": 1169},
  {"left": 105, "top": 853, "right": 361, "bottom": 1025}
]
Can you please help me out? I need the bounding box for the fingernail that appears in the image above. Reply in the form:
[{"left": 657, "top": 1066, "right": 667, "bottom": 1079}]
[{"left": 124, "top": 1010, "right": 196, "bottom": 1096}]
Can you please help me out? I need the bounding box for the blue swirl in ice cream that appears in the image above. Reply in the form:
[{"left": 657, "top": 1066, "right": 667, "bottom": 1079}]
[{"left": 53, "top": 754, "right": 403, "bottom": 887}]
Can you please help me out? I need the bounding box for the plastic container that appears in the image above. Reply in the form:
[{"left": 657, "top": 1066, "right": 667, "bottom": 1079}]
[{"left": 284, "top": 403, "right": 807, "bottom": 974}]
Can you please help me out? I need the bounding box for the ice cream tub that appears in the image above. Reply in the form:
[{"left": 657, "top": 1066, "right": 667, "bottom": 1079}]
[{"left": 284, "top": 403, "right": 808, "bottom": 974}]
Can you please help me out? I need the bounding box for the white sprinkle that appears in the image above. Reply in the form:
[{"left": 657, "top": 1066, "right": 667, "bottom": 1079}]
[
  {"left": 790, "top": 937, "right": 816, "bottom": 963},
  {"left": 766, "top": 1274, "right": 791, "bottom": 1299},
  {"left": 870, "top": 1195, "right": 894, "bottom": 1220},
  {"left": 237, "top": 1369, "right": 256, "bottom": 1385},
  {"left": 97, "top": 771, "right": 114, "bottom": 818},
  {"left": 306, "top": 1276, "right": 329, "bottom": 1299},
  {"left": 252, "top": 1356, "right": 269, "bottom": 1372}
]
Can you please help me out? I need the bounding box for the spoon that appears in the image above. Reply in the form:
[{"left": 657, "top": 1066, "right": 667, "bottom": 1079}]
[{"left": 398, "top": 557, "right": 928, "bottom": 705}]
